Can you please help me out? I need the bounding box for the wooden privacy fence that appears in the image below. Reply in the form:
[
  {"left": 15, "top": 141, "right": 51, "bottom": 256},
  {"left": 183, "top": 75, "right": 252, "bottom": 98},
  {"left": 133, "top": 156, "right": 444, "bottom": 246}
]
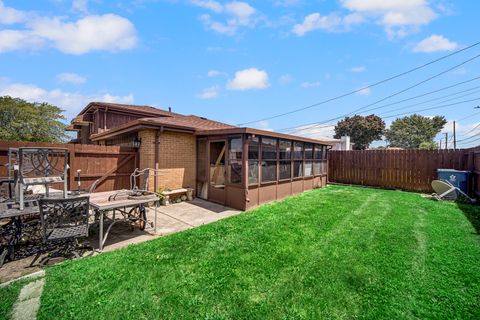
[
  {"left": 0, "top": 140, "right": 137, "bottom": 192},
  {"left": 328, "top": 149, "right": 475, "bottom": 193}
]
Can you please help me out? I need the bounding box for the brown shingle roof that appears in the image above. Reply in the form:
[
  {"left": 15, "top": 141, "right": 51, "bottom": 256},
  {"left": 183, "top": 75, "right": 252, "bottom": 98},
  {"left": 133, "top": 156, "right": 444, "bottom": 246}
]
[
  {"left": 78, "top": 102, "right": 179, "bottom": 118},
  {"left": 81, "top": 102, "right": 331, "bottom": 145},
  {"left": 141, "top": 115, "right": 235, "bottom": 131}
]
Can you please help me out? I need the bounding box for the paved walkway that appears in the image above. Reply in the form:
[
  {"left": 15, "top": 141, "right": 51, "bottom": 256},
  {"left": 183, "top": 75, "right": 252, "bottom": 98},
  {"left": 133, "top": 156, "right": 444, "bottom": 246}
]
[
  {"left": 11, "top": 278, "right": 45, "bottom": 320},
  {"left": 0, "top": 199, "right": 240, "bottom": 283}
]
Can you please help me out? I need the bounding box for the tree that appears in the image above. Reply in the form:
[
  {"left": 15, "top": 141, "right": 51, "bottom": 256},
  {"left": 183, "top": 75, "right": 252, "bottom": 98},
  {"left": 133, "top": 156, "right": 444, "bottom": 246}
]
[
  {"left": 385, "top": 114, "right": 447, "bottom": 149},
  {"left": 0, "top": 96, "right": 67, "bottom": 142},
  {"left": 419, "top": 141, "right": 438, "bottom": 150},
  {"left": 334, "top": 114, "right": 385, "bottom": 150}
]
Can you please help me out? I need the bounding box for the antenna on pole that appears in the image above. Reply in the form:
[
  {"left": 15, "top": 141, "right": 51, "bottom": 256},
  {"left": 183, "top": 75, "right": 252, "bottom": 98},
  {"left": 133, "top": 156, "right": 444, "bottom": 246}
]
[{"left": 444, "top": 132, "right": 448, "bottom": 149}]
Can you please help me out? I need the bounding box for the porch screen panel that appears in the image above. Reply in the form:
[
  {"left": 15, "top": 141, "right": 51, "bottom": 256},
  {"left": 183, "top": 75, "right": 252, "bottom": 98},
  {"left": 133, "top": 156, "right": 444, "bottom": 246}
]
[
  {"left": 228, "top": 137, "right": 242, "bottom": 184},
  {"left": 279, "top": 139, "right": 292, "bottom": 180},
  {"left": 304, "top": 143, "right": 313, "bottom": 177},
  {"left": 293, "top": 141, "right": 304, "bottom": 178},
  {"left": 313, "top": 144, "right": 327, "bottom": 175},
  {"left": 197, "top": 139, "right": 208, "bottom": 198},
  {"left": 261, "top": 137, "right": 277, "bottom": 183},
  {"left": 248, "top": 137, "right": 259, "bottom": 184}
]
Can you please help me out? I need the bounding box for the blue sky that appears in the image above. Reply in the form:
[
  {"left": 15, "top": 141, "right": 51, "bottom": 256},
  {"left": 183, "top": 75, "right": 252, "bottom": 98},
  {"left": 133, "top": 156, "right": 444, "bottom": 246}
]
[{"left": 0, "top": 0, "right": 479, "bottom": 147}]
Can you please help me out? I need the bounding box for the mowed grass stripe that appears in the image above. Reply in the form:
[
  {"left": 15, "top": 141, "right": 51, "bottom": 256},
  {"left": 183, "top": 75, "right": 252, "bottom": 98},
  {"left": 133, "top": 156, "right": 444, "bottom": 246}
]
[{"left": 38, "top": 186, "right": 480, "bottom": 320}]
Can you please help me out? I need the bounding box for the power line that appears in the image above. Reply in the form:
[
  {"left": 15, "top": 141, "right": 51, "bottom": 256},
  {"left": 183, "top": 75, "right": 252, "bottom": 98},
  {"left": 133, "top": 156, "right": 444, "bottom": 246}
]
[
  {"left": 382, "top": 97, "right": 480, "bottom": 120},
  {"left": 457, "top": 135, "right": 480, "bottom": 146},
  {"left": 238, "top": 40, "right": 480, "bottom": 126},
  {"left": 378, "top": 87, "right": 480, "bottom": 117},
  {"left": 457, "top": 110, "right": 480, "bottom": 122},
  {"left": 456, "top": 128, "right": 480, "bottom": 143},
  {"left": 279, "top": 76, "right": 480, "bottom": 133},
  {"left": 286, "top": 53, "right": 480, "bottom": 134}
]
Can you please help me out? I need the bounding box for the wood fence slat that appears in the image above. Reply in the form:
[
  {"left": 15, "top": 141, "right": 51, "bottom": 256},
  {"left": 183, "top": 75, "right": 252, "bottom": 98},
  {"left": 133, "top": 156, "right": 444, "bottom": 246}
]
[
  {"left": 0, "top": 140, "right": 137, "bottom": 192},
  {"left": 328, "top": 148, "right": 477, "bottom": 194}
]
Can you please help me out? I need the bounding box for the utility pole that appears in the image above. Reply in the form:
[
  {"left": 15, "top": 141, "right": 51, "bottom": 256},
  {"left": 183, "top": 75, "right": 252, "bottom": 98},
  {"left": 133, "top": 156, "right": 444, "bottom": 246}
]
[
  {"left": 444, "top": 132, "right": 448, "bottom": 149},
  {"left": 453, "top": 121, "right": 457, "bottom": 150}
]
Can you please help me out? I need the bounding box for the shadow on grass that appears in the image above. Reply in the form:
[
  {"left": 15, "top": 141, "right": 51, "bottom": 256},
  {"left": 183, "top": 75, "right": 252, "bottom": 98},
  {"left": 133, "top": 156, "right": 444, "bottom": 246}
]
[{"left": 457, "top": 202, "right": 480, "bottom": 235}]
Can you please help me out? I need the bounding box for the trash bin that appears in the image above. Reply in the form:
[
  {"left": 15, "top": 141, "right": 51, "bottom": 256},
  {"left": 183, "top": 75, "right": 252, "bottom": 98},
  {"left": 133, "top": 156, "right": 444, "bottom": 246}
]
[{"left": 437, "top": 169, "right": 471, "bottom": 195}]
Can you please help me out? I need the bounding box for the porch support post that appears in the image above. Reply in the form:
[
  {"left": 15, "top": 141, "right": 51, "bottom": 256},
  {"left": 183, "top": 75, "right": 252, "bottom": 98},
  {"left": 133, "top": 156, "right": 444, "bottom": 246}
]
[{"left": 242, "top": 134, "right": 249, "bottom": 209}]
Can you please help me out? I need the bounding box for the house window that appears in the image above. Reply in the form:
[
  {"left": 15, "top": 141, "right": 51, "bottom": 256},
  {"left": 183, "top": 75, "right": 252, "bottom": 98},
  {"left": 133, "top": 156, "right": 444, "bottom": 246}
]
[
  {"left": 228, "top": 137, "right": 242, "bottom": 184},
  {"left": 248, "top": 137, "right": 259, "bottom": 184},
  {"left": 261, "top": 137, "right": 277, "bottom": 183},
  {"left": 279, "top": 139, "right": 291, "bottom": 180},
  {"left": 293, "top": 141, "right": 303, "bottom": 178}
]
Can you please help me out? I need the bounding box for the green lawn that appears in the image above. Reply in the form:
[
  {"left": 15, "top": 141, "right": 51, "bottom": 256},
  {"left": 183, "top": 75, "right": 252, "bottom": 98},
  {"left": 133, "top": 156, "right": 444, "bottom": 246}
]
[
  {"left": 35, "top": 186, "right": 480, "bottom": 319},
  {"left": 0, "top": 278, "right": 34, "bottom": 319}
]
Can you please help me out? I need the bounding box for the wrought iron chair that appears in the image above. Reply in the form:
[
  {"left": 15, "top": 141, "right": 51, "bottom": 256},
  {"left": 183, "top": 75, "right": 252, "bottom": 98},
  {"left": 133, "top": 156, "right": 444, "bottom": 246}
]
[
  {"left": 13, "top": 148, "right": 69, "bottom": 210},
  {"left": 36, "top": 196, "right": 92, "bottom": 265},
  {"left": 0, "top": 179, "right": 14, "bottom": 203}
]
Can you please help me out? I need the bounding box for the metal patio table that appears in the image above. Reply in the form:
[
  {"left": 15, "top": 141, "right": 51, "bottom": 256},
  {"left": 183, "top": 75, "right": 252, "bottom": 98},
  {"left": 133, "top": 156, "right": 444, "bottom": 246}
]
[{"left": 88, "top": 190, "right": 159, "bottom": 251}]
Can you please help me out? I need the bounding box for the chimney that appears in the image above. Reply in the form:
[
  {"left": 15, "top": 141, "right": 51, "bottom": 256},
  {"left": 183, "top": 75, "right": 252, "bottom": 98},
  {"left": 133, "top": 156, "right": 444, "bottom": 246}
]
[{"left": 168, "top": 107, "right": 172, "bottom": 112}]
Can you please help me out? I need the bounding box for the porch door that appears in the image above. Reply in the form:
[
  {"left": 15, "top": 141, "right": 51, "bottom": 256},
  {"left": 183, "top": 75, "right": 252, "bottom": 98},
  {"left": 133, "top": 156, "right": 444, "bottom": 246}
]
[{"left": 208, "top": 140, "right": 226, "bottom": 205}]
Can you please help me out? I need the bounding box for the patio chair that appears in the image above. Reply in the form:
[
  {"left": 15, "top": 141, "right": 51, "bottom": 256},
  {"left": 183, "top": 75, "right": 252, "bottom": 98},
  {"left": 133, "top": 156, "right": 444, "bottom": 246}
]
[
  {"left": 35, "top": 196, "right": 93, "bottom": 265},
  {"left": 431, "top": 180, "right": 476, "bottom": 203},
  {"left": 0, "top": 179, "right": 14, "bottom": 203}
]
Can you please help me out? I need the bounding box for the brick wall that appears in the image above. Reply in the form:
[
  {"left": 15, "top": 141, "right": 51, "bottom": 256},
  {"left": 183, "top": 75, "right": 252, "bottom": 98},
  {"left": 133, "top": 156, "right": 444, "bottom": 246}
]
[
  {"left": 138, "top": 129, "right": 156, "bottom": 191},
  {"left": 158, "top": 131, "right": 196, "bottom": 191},
  {"left": 137, "top": 129, "right": 196, "bottom": 192}
]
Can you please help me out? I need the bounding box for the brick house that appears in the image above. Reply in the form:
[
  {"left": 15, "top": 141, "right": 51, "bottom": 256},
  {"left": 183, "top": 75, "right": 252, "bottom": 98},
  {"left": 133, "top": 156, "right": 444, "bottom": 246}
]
[{"left": 67, "top": 102, "right": 333, "bottom": 210}]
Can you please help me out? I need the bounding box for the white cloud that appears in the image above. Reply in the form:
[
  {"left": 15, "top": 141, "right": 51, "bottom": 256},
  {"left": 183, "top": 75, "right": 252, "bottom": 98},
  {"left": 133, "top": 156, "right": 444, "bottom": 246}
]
[
  {"left": 29, "top": 14, "right": 137, "bottom": 54},
  {"left": 292, "top": 12, "right": 364, "bottom": 36},
  {"left": 300, "top": 81, "right": 321, "bottom": 88},
  {"left": 227, "top": 68, "right": 269, "bottom": 91},
  {"left": 413, "top": 34, "right": 458, "bottom": 53},
  {"left": 287, "top": 124, "right": 336, "bottom": 140},
  {"left": 224, "top": 1, "right": 255, "bottom": 25},
  {"left": 349, "top": 66, "right": 367, "bottom": 73},
  {"left": 0, "top": 2, "right": 138, "bottom": 55},
  {"left": 196, "top": 1, "right": 259, "bottom": 35},
  {"left": 278, "top": 74, "right": 292, "bottom": 85},
  {"left": 340, "top": 0, "right": 437, "bottom": 38},
  {"left": 191, "top": 0, "right": 223, "bottom": 13},
  {"left": 196, "top": 86, "right": 220, "bottom": 99},
  {"left": 56, "top": 72, "right": 87, "bottom": 85},
  {"left": 356, "top": 86, "right": 371, "bottom": 96},
  {"left": 207, "top": 69, "right": 227, "bottom": 77},
  {"left": 257, "top": 120, "right": 273, "bottom": 131},
  {"left": 273, "top": 0, "right": 301, "bottom": 7},
  {"left": 0, "top": 1, "right": 28, "bottom": 24},
  {"left": 0, "top": 81, "right": 133, "bottom": 118},
  {"left": 0, "top": 30, "right": 44, "bottom": 53},
  {"left": 72, "top": 0, "right": 89, "bottom": 14}
]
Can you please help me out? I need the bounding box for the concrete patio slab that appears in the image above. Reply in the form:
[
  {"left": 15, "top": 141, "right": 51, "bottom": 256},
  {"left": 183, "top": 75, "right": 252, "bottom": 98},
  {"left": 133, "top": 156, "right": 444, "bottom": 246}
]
[{"left": 0, "top": 198, "right": 241, "bottom": 283}]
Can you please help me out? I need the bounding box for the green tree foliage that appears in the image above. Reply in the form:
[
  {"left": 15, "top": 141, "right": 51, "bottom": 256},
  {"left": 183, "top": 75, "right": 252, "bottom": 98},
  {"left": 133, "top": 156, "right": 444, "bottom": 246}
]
[
  {"left": 419, "top": 141, "right": 438, "bottom": 150},
  {"left": 385, "top": 114, "right": 447, "bottom": 149},
  {"left": 0, "top": 96, "right": 67, "bottom": 142},
  {"left": 334, "top": 114, "right": 385, "bottom": 150}
]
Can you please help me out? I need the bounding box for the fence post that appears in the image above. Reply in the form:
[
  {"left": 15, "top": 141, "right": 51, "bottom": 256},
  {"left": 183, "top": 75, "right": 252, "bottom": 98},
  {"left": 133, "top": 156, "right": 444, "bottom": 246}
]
[{"left": 68, "top": 144, "right": 76, "bottom": 191}]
